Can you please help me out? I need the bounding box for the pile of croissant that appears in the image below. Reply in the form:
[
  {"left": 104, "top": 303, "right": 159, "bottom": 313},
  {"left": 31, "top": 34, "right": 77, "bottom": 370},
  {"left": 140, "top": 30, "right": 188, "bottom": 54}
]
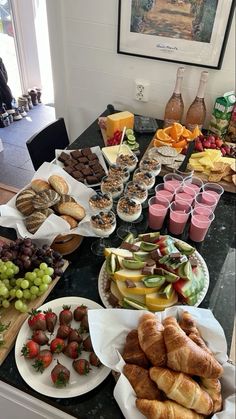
[{"left": 122, "top": 311, "right": 224, "bottom": 419}]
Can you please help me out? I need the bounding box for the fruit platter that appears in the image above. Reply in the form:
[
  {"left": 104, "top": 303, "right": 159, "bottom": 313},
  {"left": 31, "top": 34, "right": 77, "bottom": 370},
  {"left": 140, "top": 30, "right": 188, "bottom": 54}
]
[
  {"left": 98, "top": 232, "right": 209, "bottom": 311},
  {"left": 15, "top": 296, "right": 110, "bottom": 398}
]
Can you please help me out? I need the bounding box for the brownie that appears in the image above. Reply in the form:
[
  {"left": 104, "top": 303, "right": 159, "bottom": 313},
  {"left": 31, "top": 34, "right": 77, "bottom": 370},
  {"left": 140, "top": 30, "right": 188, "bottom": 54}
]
[
  {"left": 86, "top": 176, "right": 98, "bottom": 184},
  {"left": 75, "top": 163, "right": 86, "bottom": 171},
  {"left": 63, "top": 166, "right": 74, "bottom": 175},
  {"left": 72, "top": 170, "right": 84, "bottom": 179},
  {"left": 58, "top": 152, "right": 70, "bottom": 162},
  {"left": 71, "top": 150, "right": 82, "bottom": 159},
  {"left": 88, "top": 153, "right": 98, "bottom": 161},
  {"left": 88, "top": 160, "right": 99, "bottom": 167},
  {"left": 64, "top": 158, "right": 78, "bottom": 166},
  {"left": 81, "top": 148, "right": 92, "bottom": 156},
  {"left": 78, "top": 157, "right": 89, "bottom": 164},
  {"left": 82, "top": 167, "right": 93, "bottom": 176}
]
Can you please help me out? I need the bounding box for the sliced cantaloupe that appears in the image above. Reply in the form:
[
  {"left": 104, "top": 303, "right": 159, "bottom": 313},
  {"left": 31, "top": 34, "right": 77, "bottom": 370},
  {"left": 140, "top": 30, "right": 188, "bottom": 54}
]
[
  {"left": 116, "top": 280, "right": 158, "bottom": 297},
  {"left": 145, "top": 290, "right": 178, "bottom": 311},
  {"left": 114, "top": 268, "right": 145, "bottom": 282}
]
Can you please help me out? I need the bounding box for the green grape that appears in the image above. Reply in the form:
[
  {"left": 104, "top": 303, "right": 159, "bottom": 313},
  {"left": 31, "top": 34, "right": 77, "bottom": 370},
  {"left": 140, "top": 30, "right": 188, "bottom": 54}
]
[
  {"left": 2, "top": 299, "right": 10, "bottom": 308},
  {"left": 42, "top": 275, "right": 51, "bottom": 284},
  {"left": 9, "top": 289, "right": 16, "bottom": 298},
  {"left": 0, "top": 273, "right": 7, "bottom": 280},
  {"left": 44, "top": 267, "right": 54, "bottom": 276},
  {"left": 13, "top": 265, "right": 19, "bottom": 275},
  {"left": 39, "top": 262, "right": 48, "bottom": 271},
  {"left": 39, "top": 283, "right": 48, "bottom": 293},
  {"left": 34, "top": 277, "right": 42, "bottom": 286},
  {"left": 19, "top": 303, "right": 28, "bottom": 313},
  {"left": 0, "top": 287, "right": 8, "bottom": 297},
  {"left": 16, "top": 278, "right": 23, "bottom": 287},
  {"left": 34, "top": 268, "right": 40, "bottom": 274},
  {"left": 15, "top": 289, "right": 23, "bottom": 299},
  {"left": 30, "top": 285, "right": 39, "bottom": 295},
  {"left": 10, "top": 278, "right": 16, "bottom": 286},
  {"left": 5, "top": 261, "right": 14, "bottom": 268},
  {"left": 30, "top": 294, "right": 37, "bottom": 301},
  {"left": 20, "top": 279, "right": 29, "bottom": 289},
  {"left": 15, "top": 300, "right": 23, "bottom": 311},
  {"left": 23, "top": 289, "right": 31, "bottom": 299},
  {"left": 25, "top": 272, "right": 37, "bottom": 281},
  {"left": 5, "top": 268, "right": 14, "bottom": 278},
  {"left": 0, "top": 265, "right": 7, "bottom": 272},
  {"left": 3, "top": 279, "right": 10, "bottom": 287}
]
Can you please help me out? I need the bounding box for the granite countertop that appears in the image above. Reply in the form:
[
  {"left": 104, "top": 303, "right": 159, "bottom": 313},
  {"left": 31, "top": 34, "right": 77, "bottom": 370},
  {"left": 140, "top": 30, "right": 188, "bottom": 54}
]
[{"left": 0, "top": 108, "right": 235, "bottom": 419}]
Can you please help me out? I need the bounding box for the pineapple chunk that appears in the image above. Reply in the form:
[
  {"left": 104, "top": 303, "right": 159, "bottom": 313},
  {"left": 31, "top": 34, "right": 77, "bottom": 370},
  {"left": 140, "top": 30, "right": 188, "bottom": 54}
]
[{"left": 199, "top": 156, "right": 214, "bottom": 169}]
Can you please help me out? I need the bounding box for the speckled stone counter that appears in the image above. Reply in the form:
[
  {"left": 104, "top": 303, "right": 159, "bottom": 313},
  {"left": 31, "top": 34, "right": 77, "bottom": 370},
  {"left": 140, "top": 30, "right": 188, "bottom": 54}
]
[{"left": 0, "top": 109, "right": 235, "bottom": 419}]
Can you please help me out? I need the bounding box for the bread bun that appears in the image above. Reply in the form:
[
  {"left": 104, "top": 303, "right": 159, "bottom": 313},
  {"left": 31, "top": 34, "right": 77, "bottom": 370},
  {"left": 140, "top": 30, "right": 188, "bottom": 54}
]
[
  {"left": 58, "top": 202, "right": 85, "bottom": 221},
  {"left": 31, "top": 179, "right": 51, "bottom": 192},
  {"left": 53, "top": 194, "right": 76, "bottom": 213},
  {"left": 15, "top": 189, "right": 36, "bottom": 216},
  {"left": 38, "top": 208, "right": 54, "bottom": 217},
  {"left": 48, "top": 175, "right": 69, "bottom": 195},
  {"left": 25, "top": 211, "right": 47, "bottom": 234},
  {"left": 60, "top": 215, "right": 78, "bottom": 229},
  {"left": 32, "top": 190, "right": 60, "bottom": 209}
]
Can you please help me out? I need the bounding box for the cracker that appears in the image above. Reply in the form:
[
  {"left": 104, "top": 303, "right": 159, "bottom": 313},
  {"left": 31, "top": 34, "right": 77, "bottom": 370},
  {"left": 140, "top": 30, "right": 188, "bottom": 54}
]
[
  {"left": 222, "top": 175, "right": 233, "bottom": 183},
  {"left": 230, "top": 161, "right": 236, "bottom": 172},
  {"left": 157, "top": 156, "right": 175, "bottom": 165},
  {"left": 232, "top": 174, "right": 236, "bottom": 185},
  {"left": 174, "top": 154, "right": 185, "bottom": 162},
  {"left": 208, "top": 173, "right": 223, "bottom": 182},
  {"left": 156, "top": 146, "right": 178, "bottom": 157},
  {"left": 222, "top": 165, "right": 233, "bottom": 177},
  {"left": 211, "top": 162, "right": 228, "bottom": 174}
]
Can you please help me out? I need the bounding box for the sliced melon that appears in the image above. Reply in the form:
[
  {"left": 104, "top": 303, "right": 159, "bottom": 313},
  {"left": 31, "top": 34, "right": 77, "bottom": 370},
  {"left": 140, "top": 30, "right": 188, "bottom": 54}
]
[
  {"left": 104, "top": 248, "right": 133, "bottom": 258},
  {"left": 114, "top": 268, "right": 145, "bottom": 282},
  {"left": 116, "top": 280, "right": 158, "bottom": 297},
  {"left": 133, "top": 251, "right": 150, "bottom": 262},
  {"left": 146, "top": 290, "right": 178, "bottom": 311}
]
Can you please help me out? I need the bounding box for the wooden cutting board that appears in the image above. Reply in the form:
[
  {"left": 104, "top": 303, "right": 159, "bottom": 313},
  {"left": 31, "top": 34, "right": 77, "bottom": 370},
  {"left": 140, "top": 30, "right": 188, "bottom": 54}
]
[{"left": 0, "top": 236, "right": 69, "bottom": 365}]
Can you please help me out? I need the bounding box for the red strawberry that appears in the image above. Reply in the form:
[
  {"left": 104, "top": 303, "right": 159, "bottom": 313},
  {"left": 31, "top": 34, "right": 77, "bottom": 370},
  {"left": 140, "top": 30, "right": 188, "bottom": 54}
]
[
  {"left": 28, "top": 310, "right": 46, "bottom": 331},
  {"left": 89, "top": 352, "right": 101, "bottom": 367},
  {"left": 50, "top": 337, "right": 65, "bottom": 354},
  {"left": 80, "top": 314, "right": 89, "bottom": 333},
  {"left": 21, "top": 340, "right": 40, "bottom": 359},
  {"left": 32, "top": 349, "right": 53, "bottom": 373},
  {"left": 59, "top": 305, "right": 72, "bottom": 325},
  {"left": 44, "top": 308, "right": 57, "bottom": 333},
  {"left": 73, "top": 359, "right": 90, "bottom": 375},
  {"left": 73, "top": 305, "right": 88, "bottom": 321},
  {"left": 63, "top": 341, "right": 81, "bottom": 359},
  {"left": 68, "top": 329, "right": 83, "bottom": 344},
  {"left": 51, "top": 361, "right": 70, "bottom": 387},
  {"left": 56, "top": 324, "right": 71, "bottom": 339},
  {"left": 83, "top": 335, "right": 93, "bottom": 352},
  {"left": 31, "top": 330, "right": 49, "bottom": 346}
]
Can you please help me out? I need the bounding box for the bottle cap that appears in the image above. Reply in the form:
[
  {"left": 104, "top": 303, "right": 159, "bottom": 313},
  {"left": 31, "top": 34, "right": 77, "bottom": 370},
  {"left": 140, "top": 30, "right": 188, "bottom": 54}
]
[{"left": 201, "top": 71, "right": 209, "bottom": 82}]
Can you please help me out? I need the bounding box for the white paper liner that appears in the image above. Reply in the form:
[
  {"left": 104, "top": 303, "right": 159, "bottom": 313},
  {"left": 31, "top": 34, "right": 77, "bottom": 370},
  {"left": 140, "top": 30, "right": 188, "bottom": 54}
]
[
  {"left": 88, "top": 306, "right": 235, "bottom": 419},
  {"left": 0, "top": 162, "right": 104, "bottom": 246}
]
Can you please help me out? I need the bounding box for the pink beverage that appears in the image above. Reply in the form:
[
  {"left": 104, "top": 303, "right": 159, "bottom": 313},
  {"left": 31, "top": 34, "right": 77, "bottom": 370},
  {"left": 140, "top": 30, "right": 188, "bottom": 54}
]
[
  {"left": 202, "top": 190, "right": 220, "bottom": 205},
  {"left": 175, "top": 192, "right": 193, "bottom": 205},
  {"left": 164, "top": 180, "right": 181, "bottom": 191},
  {"left": 148, "top": 196, "right": 169, "bottom": 230},
  {"left": 194, "top": 192, "right": 217, "bottom": 211},
  {"left": 168, "top": 202, "right": 191, "bottom": 235},
  {"left": 203, "top": 183, "right": 224, "bottom": 205},
  {"left": 188, "top": 183, "right": 201, "bottom": 193},
  {"left": 189, "top": 210, "right": 215, "bottom": 242},
  {"left": 156, "top": 189, "right": 173, "bottom": 202}
]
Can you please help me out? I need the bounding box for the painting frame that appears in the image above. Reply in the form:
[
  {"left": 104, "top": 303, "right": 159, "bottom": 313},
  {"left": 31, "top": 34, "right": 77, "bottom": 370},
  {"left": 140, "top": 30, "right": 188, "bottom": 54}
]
[{"left": 117, "top": 0, "right": 235, "bottom": 69}]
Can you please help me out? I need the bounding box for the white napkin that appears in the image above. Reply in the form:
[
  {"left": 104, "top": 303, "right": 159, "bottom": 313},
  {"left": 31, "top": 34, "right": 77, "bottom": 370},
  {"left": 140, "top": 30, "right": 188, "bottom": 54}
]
[{"left": 88, "top": 306, "right": 235, "bottom": 419}]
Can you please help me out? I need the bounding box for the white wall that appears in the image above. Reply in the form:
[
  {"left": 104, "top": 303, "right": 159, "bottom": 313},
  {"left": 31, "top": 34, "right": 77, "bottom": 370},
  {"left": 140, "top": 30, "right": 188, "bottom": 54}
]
[{"left": 46, "top": 0, "right": 235, "bottom": 143}]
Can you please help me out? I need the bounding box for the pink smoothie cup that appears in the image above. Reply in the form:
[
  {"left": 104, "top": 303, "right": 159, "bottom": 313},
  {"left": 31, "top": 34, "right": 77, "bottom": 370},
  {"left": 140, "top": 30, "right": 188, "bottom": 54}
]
[
  {"left": 189, "top": 207, "right": 215, "bottom": 242},
  {"left": 183, "top": 176, "right": 203, "bottom": 194},
  {"left": 194, "top": 192, "right": 217, "bottom": 211},
  {"left": 168, "top": 201, "right": 191, "bottom": 235},
  {"left": 155, "top": 183, "right": 175, "bottom": 203},
  {"left": 175, "top": 185, "right": 197, "bottom": 206},
  {"left": 148, "top": 196, "right": 170, "bottom": 230},
  {"left": 202, "top": 183, "right": 224, "bottom": 205},
  {"left": 163, "top": 173, "right": 183, "bottom": 192}
]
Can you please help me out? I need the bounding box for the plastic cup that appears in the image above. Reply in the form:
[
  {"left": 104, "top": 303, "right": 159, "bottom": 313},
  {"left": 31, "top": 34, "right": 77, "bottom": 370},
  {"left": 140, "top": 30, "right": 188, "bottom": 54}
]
[
  {"left": 184, "top": 176, "right": 203, "bottom": 194},
  {"left": 163, "top": 173, "right": 183, "bottom": 192},
  {"left": 175, "top": 185, "right": 197, "bottom": 206},
  {"left": 189, "top": 207, "right": 215, "bottom": 242},
  {"left": 175, "top": 168, "right": 194, "bottom": 180},
  {"left": 168, "top": 201, "right": 191, "bottom": 235},
  {"left": 148, "top": 196, "right": 169, "bottom": 230},
  {"left": 155, "top": 183, "right": 175, "bottom": 203},
  {"left": 202, "top": 183, "right": 224, "bottom": 204},
  {"left": 194, "top": 192, "right": 217, "bottom": 211}
]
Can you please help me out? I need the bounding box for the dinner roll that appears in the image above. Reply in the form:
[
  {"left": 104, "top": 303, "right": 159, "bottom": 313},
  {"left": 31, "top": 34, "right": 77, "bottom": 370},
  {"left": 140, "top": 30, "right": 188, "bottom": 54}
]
[
  {"left": 15, "top": 188, "right": 36, "bottom": 216},
  {"left": 48, "top": 175, "right": 69, "bottom": 195},
  {"left": 31, "top": 179, "right": 51, "bottom": 192},
  {"left": 60, "top": 215, "right": 78, "bottom": 229},
  {"left": 58, "top": 202, "right": 85, "bottom": 221},
  {"left": 25, "top": 211, "right": 47, "bottom": 234},
  {"left": 32, "top": 190, "right": 60, "bottom": 209}
]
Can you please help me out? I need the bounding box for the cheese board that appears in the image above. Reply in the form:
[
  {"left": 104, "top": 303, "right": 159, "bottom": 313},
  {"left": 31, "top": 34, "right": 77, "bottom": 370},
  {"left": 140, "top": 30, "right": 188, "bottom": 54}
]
[{"left": 0, "top": 236, "right": 69, "bottom": 365}]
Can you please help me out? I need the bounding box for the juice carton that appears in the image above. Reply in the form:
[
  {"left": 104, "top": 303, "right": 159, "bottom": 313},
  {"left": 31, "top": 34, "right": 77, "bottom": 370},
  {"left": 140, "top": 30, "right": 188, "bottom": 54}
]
[{"left": 208, "top": 91, "right": 236, "bottom": 138}]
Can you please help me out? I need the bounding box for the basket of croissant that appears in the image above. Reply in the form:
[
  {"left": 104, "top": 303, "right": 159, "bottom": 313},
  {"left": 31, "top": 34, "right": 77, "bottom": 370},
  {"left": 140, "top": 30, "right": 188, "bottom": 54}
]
[{"left": 88, "top": 307, "right": 235, "bottom": 419}]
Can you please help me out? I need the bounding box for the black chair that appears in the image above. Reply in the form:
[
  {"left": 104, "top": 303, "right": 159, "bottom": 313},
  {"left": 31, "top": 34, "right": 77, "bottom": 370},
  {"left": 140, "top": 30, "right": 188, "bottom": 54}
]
[{"left": 26, "top": 117, "right": 70, "bottom": 170}]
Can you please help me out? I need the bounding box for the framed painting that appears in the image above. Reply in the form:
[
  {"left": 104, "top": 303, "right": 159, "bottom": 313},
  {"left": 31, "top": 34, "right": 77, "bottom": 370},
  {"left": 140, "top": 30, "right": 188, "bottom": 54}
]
[{"left": 117, "top": 0, "right": 235, "bottom": 69}]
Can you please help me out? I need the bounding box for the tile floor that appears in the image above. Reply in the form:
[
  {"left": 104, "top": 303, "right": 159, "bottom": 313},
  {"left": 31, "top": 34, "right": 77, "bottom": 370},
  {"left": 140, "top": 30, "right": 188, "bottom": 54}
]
[{"left": 0, "top": 105, "right": 55, "bottom": 189}]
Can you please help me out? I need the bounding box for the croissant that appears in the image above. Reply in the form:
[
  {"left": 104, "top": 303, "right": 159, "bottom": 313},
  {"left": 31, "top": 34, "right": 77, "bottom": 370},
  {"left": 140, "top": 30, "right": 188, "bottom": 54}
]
[
  {"left": 136, "top": 399, "right": 204, "bottom": 419},
  {"left": 200, "top": 377, "right": 222, "bottom": 413},
  {"left": 149, "top": 366, "right": 213, "bottom": 415},
  {"left": 123, "top": 364, "right": 161, "bottom": 400},
  {"left": 179, "top": 311, "right": 200, "bottom": 336},
  {"left": 138, "top": 313, "right": 166, "bottom": 366},
  {"left": 163, "top": 317, "right": 223, "bottom": 378},
  {"left": 122, "top": 329, "right": 149, "bottom": 368},
  {"left": 188, "top": 332, "right": 213, "bottom": 355}
]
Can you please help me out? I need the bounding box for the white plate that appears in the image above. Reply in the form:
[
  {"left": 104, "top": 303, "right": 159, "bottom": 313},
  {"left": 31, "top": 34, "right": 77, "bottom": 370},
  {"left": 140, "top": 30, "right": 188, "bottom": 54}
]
[
  {"left": 55, "top": 146, "right": 108, "bottom": 187},
  {"left": 102, "top": 144, "right": 135, "bottom": 166},
  {"left": 98, "top": 238, "right": 209, "bottom": 309},
  {"left": 15, "top": 296, "right": 111, "bottom": 398}
]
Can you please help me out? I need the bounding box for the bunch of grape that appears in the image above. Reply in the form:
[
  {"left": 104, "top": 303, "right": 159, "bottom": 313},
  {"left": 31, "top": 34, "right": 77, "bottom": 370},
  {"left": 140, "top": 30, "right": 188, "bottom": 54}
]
[
  {"left": 0, "top": 238, "right": 64, "bottom": 278},
  {"left": 0, "top": 259, "right": 54, "bottom": 312}
]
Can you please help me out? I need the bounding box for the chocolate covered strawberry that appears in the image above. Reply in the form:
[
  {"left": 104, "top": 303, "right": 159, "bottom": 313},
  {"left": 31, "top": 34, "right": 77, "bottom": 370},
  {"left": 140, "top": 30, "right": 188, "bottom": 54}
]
[
  {"left": 67, "top": 329, "right": 83, "bottom": 344},
  {"left": 83, "top": 335, "right": 93, "bottom": 352},
  {"left": 44, "top": 308, "right": 57, "bottom": 333},
  {"left": 28, "top": 310, "right": 46, "bottom": 331},
  {"left": 56, "top": 324, "right": 71, "bottom": 339},
  {"left": 63, "top": 341, "right": 81, "bottom": 359},
  {"left": 73, "top": 359, "right": 90, "bottom": 375},
  {"left": 73, "top": 305, "right": 88, "bottom": 321},
  {"left": 31, "top": 330, "right": 49, "bottom": 346},
  {"left": 89, "top": 352, "right": 101, "bottom": 367},
  {"left": 21, "top": 340, "right": 40, "bottom": 359},
  {"left": 79, "top": 314, "right": 89, "bottom": 333},
  {"left": 50, "top": 337, "right": 65, "bottom": 354},
  {"left": 32, "top": 349, "right": 53, "bottom": 373},
  {"left": 51, "top": 361, "right": 70, "bottom": 387},
  {"left": 59, "top": 305, "right": 72, "bottom": 325}
]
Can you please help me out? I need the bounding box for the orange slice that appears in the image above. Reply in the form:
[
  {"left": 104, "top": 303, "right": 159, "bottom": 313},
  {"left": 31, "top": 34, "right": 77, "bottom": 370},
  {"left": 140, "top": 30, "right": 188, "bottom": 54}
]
[
  {"left": 163, "top": 126, "right": 173, "bottom": 135},
  {"left": 156, "top": 129, "right": 172, "bottom": 142},
  {"left": 170, "top": 123, "right": 184, "bottom": 141},
  {"left": 190, "top": 125, "right": 202, "bottom": 139},
  {"left": 172, "top": 139, "right": 187, "bottom": 149},
  {"left": 153, "top": 138, "right": 173, "bottom": 148},
  {"left": 181, "top": 127, "right": 192, "bottom": 138}
]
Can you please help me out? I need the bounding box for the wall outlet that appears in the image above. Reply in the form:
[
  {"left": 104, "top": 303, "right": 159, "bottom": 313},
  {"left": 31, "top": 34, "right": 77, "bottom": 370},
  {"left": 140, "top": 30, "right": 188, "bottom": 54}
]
[{"left": 134, "top": 80, "right": 150, "bottom": 102}]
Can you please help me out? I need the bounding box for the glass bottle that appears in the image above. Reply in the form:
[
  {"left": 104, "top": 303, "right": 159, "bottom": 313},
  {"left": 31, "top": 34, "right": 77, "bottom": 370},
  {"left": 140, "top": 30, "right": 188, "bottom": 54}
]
[
  {"left": 163, "top": 67, "right": 185, "bottom": 128},
  {"left": 185, "top": 71, "right": 209, "bottom": 131}
]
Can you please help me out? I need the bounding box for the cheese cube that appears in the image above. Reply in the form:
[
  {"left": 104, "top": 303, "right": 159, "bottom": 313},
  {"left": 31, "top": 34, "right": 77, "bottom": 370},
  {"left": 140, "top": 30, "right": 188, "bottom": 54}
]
[
  {"left": 199, "top": 157, "right": 214, "bottom": 169},
  {"left": 190, "top": 152, "right": 207, "bottom": 159},
  {"left": 106, "top": 111, "right": 134, "bottom": 138}
]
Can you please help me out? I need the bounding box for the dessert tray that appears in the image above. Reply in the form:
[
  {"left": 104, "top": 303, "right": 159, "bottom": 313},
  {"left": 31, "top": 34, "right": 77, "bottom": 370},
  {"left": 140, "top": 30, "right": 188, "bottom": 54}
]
[{"left": 15, "top": 296, "right": 111, "bottom": 398}]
